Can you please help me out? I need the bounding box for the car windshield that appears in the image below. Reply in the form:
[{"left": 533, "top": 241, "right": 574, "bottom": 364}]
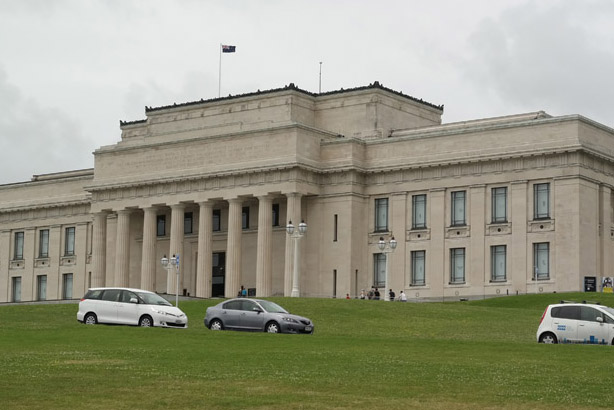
[
  {"left": 136, "top": 292, "right": 172, "bottom": 306},
  {"left": 602, "top": 306, "right": 614, "bottom": 317},
  {"left": 258, "top": 300, "right": 288, "bottom": 314}
]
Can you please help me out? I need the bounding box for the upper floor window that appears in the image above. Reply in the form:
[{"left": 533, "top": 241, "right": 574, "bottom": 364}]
[
  {"left": 39, "top": 229, "right": 49, "bottom": 258},
  {"left": 451, "top": 191, "right": 466, "bottom": 226},
  {"left": 65, "top": 227, "right": 75, "bottom": 256},
  {"left": 491, "top": 245, "right": 506, "bottom": 282},
  {"left": 450, "top": 248, "right": 465, "bottom": 284},
  {"left": 374, "top": 198, "right": 388, "bottom": 232},
  {"left": 242, "top": 206, "right": 250, "bottom": 230},
  {"left": 184, "top": 212, "right": 193, "bottom": 235},
  {"left": 534, "top": 183, "right": 550, "bottom": 219},
  {"left": 411, "top": 250, "right": 426, "bottom": 286},
  {"left": 534, "top": 242, "right": 550, "bottom": 280},
  {"left": 491, "top": 187, "right": 507, "bottom": 223},
  {"left": 157, "top": 215, "right": 166, "bottom": 237},
  {"left": 14, "top": 231, "right": 24, "bottom": 260},
  {"left": 412, "top": 195, "right": 427, "bottom": 229},
  {"left": 213, "top": 209, "right": 221, "bottom": 232}
]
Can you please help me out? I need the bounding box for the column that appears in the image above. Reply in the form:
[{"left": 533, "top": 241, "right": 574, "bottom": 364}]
[
  {"left": 196, "top": 201, "right": 213, "bottom": 298},
  {"left": 256, "top": 195, "right": 273, "bottom": 297},
  {"left": 114, "top": 210, "right": 131, "bottom": 287},
  {"left": 168, "top": 204, "right": 185, "bottom": 296},
  {"left": 510, "top": 181, "right": 528, "bottom": 292},
  {"left": 225, "top": 198, "right": 242, "bottom": 298},
  {"left": 92, "top": 212, "right": 108, "bottom": 288},
  {"left": 284, "top": 193, "right": 302, "bottom": 296},
  {"left": 140, "top": 207, "right": 157, "bottom": 291}
]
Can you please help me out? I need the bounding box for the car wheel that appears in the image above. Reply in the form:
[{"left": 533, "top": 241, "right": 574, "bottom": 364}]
[
  {"left": 139, "top": 315, "right": 154, "bottom": 327},
  {"left": 84, "top": 313, "right": 97, "bottom": 325},
  {"left": 209, "top": 319, "right": 224, "bottom": 331},
  {"left": 265, "top": 321, "right": 280, "bottom": 333},
  {"left": 539, "top": 332, "right": 557, "bottom": 344}
]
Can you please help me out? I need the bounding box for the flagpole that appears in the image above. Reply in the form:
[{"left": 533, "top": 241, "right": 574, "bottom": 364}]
[
  {"left": 218, "top": 44, "right": 222, "bottom": 98},
  {"left": 319, "top": 62, "right": 322, "bottom": 93}
]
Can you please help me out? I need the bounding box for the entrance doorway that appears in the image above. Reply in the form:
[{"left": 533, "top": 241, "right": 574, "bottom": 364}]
[{"left": 212, "top": 252, "right": 226, "bottom": 297}]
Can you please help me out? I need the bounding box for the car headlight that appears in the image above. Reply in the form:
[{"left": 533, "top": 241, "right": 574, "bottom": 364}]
[{"left": 282, "top": 317, "right": 298, "bottom": 323}]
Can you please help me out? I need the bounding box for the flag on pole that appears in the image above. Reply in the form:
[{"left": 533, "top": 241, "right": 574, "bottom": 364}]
[{"left": 222, "top": 45, "right": 236, "bottom": 53}]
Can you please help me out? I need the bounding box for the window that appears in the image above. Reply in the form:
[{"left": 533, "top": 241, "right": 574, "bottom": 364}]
[
  {"left": 373, "top": 253, "right": 386, "bottom": 287},
  {"left": 12, "top": 277, "right": 21, "bottom": 302},
  {"left": 375, "top": 198, "right": 388, "bottom": 232},
  {"left": 37, "top": 275, "right": 47, "bottom": 301},
  {"left": 157, "top": 215, "right": 166, "bottom": 236},
  {"left": 411, "top": 250, "right": 426, "bottom": 286},
  {"left": 14, "top": 231, "right": 24, "bottom": 260},
  {"left": 491, "top": 187, "right": 507, "bottom": 223},
  {"left": 272, "top": 203, "right": 280, "bottom": 227},
  {"left": 534, "top": 242, "right": 550, "bottom": 280},
  {"left": 39, "top": 229, "right": 49, "bottom": 258},
  {"left": 412, "top": 195, "right": 427, "bottom": 229},
  {"left": 534, "top": 183, "right": 550, "bottom": 219},
  {"left": 450, "top": 248, "right": 465, "bottom": 283},
  {"left": 184, "top": 212, "right": 193, "bottom": 234},
  {"left": 333, "top": 214, "right": 338, "bottom": 242},
  {"left": 62, "top": 273, "right": 73, "bottom": 299},
  {"left": 242, "top": 207, "right": 250, "bottom": 229},
  {"left": 491, "top": 245, "right": 506, "bottom": 282},
  {"left": 451, "top": 191, "right": 466, "bottom": 226},
  {"left": 213, "top": 209, "right": 221, "bottom": 232},
  {"left": 65, "top": 227, "right": 75, "bottom": 256}
]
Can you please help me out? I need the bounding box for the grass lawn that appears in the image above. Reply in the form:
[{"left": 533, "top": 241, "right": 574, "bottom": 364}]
[{"left": 2, "top": 292, "right": 614, "bottom": 409}]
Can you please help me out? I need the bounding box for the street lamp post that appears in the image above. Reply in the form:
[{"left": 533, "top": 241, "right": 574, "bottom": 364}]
[
  {"left": 161, "top": 254, "right": 179, "bottom": 307},
  {"left": 378, "top": 236, "right": 397, "bottom": 301},
  {"left": 286, "top": 220, "right": 307, "bottom": 297}
]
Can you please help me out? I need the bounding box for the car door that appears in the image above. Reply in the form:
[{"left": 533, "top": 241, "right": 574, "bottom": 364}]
[
  {"left": 577, "top": 306, "right": 610, "bottom": 344},
  {"left": 116, "top": 290, "right": 140, "bottom": 325},
  {"left": 239, "top": 300, "right": 265, "bottom": 331},
  {"left": 550, "top": 305, "right": 579, "bottom": 343},
  {"left": 97, "top": 289, "right": 122, "bottom": 323},
  {"left": 221, "top": 300, "right": 242, "bottom": 329}
]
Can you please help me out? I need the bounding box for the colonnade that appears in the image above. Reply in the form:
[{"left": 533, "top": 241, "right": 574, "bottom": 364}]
[{"left": 90, "top": 193, "right": 304, "bottom": 298}]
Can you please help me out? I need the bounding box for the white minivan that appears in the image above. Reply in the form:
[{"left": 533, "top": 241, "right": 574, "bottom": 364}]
[
  {"left": 536, "top": 302, "right": 614, "bottom": 344},
  {"left": 77, "top": 287, "right": 188, "bottom": 328}
]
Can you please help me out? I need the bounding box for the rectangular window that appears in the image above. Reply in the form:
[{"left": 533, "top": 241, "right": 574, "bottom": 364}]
[
  {"left": 411, "top": 250, "right": 426, "bottom": 286},
  {"left": 534, "top": 183, "right": 550, "bottom": 219},
  {"left": 373, "top": 253, "right": 386, "bottom": 287},
  {"left": 157, "top": 215, "right": 166, "bottom": 236},
  {"left": 37, "top": 275, "right": 47, "bottom": 301},
  {"left": 451, "top": 191, "right": 466, "bottom": 226},
  {"left": 491, "top": 245, "right": 507, "bottom": 282},
  {"left": 491, "top": 187, "right": 507, "bottom": 223},
  {"left": 272, "top": 204, "right": 280, "bottom": 227},
  {"left": 534, "top": 242, "right": 550, "bottom": 280},
  {"left": 375, "top": 198, "right": 388, "bottom": 232},
  {"left": 213, "top": 209, "right": 221, "bottom": 232},
  {"left": 62, "top": 273, "right": 73, "bottom": 300},
  {"left": 184, "top": 212, "right": 193, "bottom": 234},
  {"left": 412, "top": 195, "right": 427, "bottom": 229},
  {"left": 242, "top": 206, "right": 250, "bottom": 229},
  {"left": 12, "top": 277, "right": 22, "bottom": 303},
  {"left": 65, "top": 227, "right": 75, "bottom": 256},
  {"left": 39, "top": 229, "right": 49, "bottom": 258},
  {"left": 14, "top": 231, "right": 24, "bottom": 260},
  {"left": 333, "top": 214, "right": 338, "bottom": 242},
  {"left": 450, "top": 248, "right": 465, "bottom": 284}
]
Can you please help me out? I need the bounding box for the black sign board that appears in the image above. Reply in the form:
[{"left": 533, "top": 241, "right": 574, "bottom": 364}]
[{"left": 584, "top": 276, "right": 597, "bottom": 292}]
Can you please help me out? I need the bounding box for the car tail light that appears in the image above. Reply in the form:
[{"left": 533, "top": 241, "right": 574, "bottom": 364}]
[{"left": 539, "top": 308, "right": 547, "bottom": 325}]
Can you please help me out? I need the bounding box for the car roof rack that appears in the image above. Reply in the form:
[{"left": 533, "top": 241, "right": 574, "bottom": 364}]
[
  {"left": 560, "top": 300, "right": 576, "bottom": 304},
  {"left": 582, "top": 300, "right": 600, "bottom": 305}
]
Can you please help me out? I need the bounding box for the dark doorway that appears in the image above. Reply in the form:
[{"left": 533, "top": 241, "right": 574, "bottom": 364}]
[{"left": 212, "top": 252, "right": 226, "bottom": 297}]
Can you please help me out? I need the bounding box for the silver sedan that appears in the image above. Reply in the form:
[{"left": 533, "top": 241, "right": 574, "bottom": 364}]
[{"left": 204, "top": 298, "right": 314, "bottom": 334}]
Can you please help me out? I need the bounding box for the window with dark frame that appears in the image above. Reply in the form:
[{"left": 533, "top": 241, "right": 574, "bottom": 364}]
[
  {"left": 213, "top": 209, "right": 221, "bottom": 232},
  {"left": 39, "top": 229, "right": 49, "bottom": 258},
  {"left": 411, "top": 250, "right": 426, "bottom": 286},
  {"left": 534, "top": 183, "right": 550, "bottom": 219},
  {"left": 333, "top": 214, "right": 338, "bottom": 242},
  {"left": 491, "top": 245, "right": 506, "bottom": 282},
  {"left": 412, "top": 194, "right": 427, "bottom": 229},
  {"left": 450, "top": 248, "right": 465, "bottom": 283},
  {"left": 374, "top": 198, "right": 388, "bottom": 232},
  {"left": 272, "top": 204, "right": 280, "bottom": 226},
  {"left": 451, "top": 191, "right": 466, "bottom": 226},
  {"left": 533, "top": 242, "right": 550, "bottom": 280},
  {"left": 373, "top": 253, "right": 386, "bottom": 288},
  {"left": 65, "top": 227, "right": 75, "bottom": 256},
  {"left": 242, "top": 206, "right": 250, "bottom": 229},
  {"left": 491, "top": 187, "right": 507, "bottom": 223},
  {"left": 14, "top": 231, "right": 24, "bottom": 260},
  {"left": 184, "top": 212, "right": 193, "bottom": 234},
  {"left": 157, "top": 215, "right": 166, "bottom": 237}
]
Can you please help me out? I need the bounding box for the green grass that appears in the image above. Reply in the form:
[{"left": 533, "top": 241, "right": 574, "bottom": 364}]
[{"left": 2, "top": 292, "right": 614, "bottom": 409}]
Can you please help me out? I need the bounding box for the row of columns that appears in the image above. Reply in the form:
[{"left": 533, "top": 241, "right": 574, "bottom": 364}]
[{"left": 90, "top": 193, "right": 303, "bottom": 298}]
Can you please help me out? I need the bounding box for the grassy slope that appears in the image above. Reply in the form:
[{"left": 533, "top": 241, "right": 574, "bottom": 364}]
[{"left": 1, "top": 293, "right": 614, "bottom": 409}]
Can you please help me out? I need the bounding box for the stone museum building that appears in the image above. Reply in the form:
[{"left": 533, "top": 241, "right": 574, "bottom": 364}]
[{"left": 2, "top": 82, "right": 614, "bottom": 303}]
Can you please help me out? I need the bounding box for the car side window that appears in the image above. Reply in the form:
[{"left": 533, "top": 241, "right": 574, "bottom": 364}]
[
  {"left": 580, "top": 306, "right": 603, "bottom": 322},
  {"left": 223, "top": 300, "right": 241, "bottom": 310},
  {"left": 558, "top": 306, "right": 580, "bottom": 320},
  {"left": 101, "top": 289, "right": 121, "bottom": 302},
  {"left": 85, "top": 289, "right": 103, "bottom": 300},
  {"left": 241, "top": 300, "right": 257, "bottom": 311},
  {"left": 604, "top": 314, "right": 614, "bottom": 324},
  {"left": 119, "top": 291, "right": 138, "bottom": 303}
]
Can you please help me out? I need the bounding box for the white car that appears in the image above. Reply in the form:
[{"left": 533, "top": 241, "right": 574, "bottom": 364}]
[
  {"left": 77, "top": 287, "right": 188, "bottom": 328},
  {"left": 536, "top": 302, "right": 614, "bottom": 344}
]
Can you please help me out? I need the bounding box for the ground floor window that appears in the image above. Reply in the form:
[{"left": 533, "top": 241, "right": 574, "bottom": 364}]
[
  {"left": 37, "top": 275, "right": 47, "bottom": 301},
  {"left": 62, "top": 273, "right": 73, "bottom": 299},
  {"left": 533, "top": 242, "right": 549, "bottom": 280},
  {"left": 12, "top": 277, "right": 22, "bottom": 302},
  {"left": 450, "top": 248, "right": 465, "bottom": 284},
  {"left": 491, "top": 245, "right": 506, "bottom": 282},
  {"left": 373, "top": 253, "right": 386, "bottom": 288},
  {"left": 411, "top": 251, "right": 425, "bottom": 286}
]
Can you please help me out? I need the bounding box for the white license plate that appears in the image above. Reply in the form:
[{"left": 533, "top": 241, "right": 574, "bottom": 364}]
[{"left": 305, "top": 326, "right": 312, "bottom": 332}]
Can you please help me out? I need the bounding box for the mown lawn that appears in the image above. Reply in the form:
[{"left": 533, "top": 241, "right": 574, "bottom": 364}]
[{"left": 1, "top": 292, "right": 614, "bottom": 409}]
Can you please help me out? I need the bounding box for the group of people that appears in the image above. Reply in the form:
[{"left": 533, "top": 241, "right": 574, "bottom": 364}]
[{"left": 356, "top": 288, "right": 407, "bottom": 301}]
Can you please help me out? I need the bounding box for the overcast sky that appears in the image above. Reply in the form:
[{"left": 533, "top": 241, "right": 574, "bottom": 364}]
[{"left": 1, "top": 0, "right": 613, "bottom": 184}]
